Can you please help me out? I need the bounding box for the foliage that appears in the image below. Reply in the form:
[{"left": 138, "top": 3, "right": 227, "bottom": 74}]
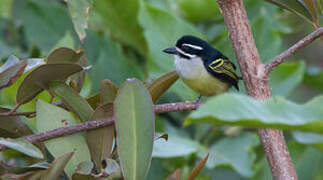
[{"left": 0, "top": 0, "right": 322, "bottom": 179}]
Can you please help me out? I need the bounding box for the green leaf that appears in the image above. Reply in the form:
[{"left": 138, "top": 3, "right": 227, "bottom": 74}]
[
  {"left": 153, "top": 134, "right": 202, "bottom": 158},
  {"left": 147, "top": 70, "right": 179, "bottom": 103},
  {"left": 185, "top": 93, "right": 323, "bottom": 133},
  {"left": 303, "top": 0, "right": 319, "bottom": 26},
  {"left": 16, "top": 64, "right": 83, "bottom": 105},
  {"left": 83, "top": 31, "right": 144, "bottom": 93},
  {"left": 0, "top": 108, "right": 33, "bottom": 138},
  {"left": 66, "top": 0, "right": 91, "bottom": 41},
  {"left": 270, "top": 61, "right": 305, "bottom": 96},
  {"left": 206, "top": 133, "right": 259, "bottom": 177},
  {"left": 36, "top": 100, "right": 91, "bottom": 177},
  {"left": 42, "top": 151, "right": 74, "bottom": 180},
  {"left": 92, "top": 0, "right": 147, "bottom": 55},
  {"left": 99, "top": 79, "right": 118, "bottom": 103},
  {"left": 0, "top": 56, "right": 27, "bottom": 89},
  {"left": 114, "top": 78, "right": 154, "bottom": 180},
  {"left": 177, "top": 0, "right": 221, "bottom": 23},
  {"left": 46, "top": 47, "right": 83, "bottom": 64},
  {"left": 293, "top": 131, "right": 323, "bottom": 150},
  {"left": 0, "top": 0, "right": 12, "bottom": 18},
  {"left": 48, "top": 81, "right": 94, "bottom": 122},
  {"left": 265, "top": 0, "right": 313, "bottom": 24},
  {"left": 86, "top": 103, "right": 115, "bottom": 170},
  {"left": 102, "top": 158, "right": 121, "bottom": 176},
  {"left": 12, "top": 0, "right": 72, "bottom": 53},
  {"left": 304, "top": 66, "right": 323, "bottom": 91},
  {"left": 0, "top": 138, "right": 43, "bottom": 159},
  {"left": 138, "top": 1, "right": 201, "bottom": 74},
  {"left": 0, "top": 161, "right": 49, "bottom": 174}
]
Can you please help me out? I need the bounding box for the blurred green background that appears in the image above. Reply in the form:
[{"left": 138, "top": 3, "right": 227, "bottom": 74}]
[{"left": 0, "top": 0, "right": 323, "bottom": 179}]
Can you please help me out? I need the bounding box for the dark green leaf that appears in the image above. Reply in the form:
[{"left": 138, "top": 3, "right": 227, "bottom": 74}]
[
  {"left": 86, "top": 103, "right": 114, "bottom": 170},
  {"left": 304, "top": 66, "right": 323, "bottom": 91},
  {"left": 147, "top": 70, "right": 179, "bottom": 103},
  {"left": 0, "top": 161, "right": 49, "bottom": 174},
  {"left": 42, "top": 151, "right": 74, "bottom": 180},
  {"left": 99, "top": 79, "right": 118, "bottom": 103},
  {"left": 0, "top": 138, "right": 43, "bottom": 159},
  {"left": 206, "top": 133, "right": 259, "bottom": 177},
  {"left": 46, "top": 47, "right": 83, "bottom": 64},
  {"left": 114, "top": 78, "right": 154, "bottom": 180},
  {"left": 293, "top": 131, "right": 323, "bottom": 150},
  {"left": 185, "top": 93, "right": 323, "bottom": 133},
  {"left": 92, "top": 0, "right": 147, "bottom": 55},
  {"left": 16, "top": 64, "right": 82, "bottom": 104},
  {"left": 270, "top": 61, "right": 305, "bottom": 96},
  {"left": 48, "top": 82, "right": 94, "bottom": 122},
  {"left": 0, "top": 108, "right": 33, "bottom": 138}
]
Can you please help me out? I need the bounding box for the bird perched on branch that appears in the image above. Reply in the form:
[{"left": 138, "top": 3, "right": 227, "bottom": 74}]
[{"left": 163, "top": 35, "right": 240, "bottom": 104}]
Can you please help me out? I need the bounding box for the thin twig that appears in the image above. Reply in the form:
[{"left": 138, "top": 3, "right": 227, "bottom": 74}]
[
  {"left": 0, "top": 101, "right": 197, "bottom": 151},
  {"left": 265, "top": 27, "right": 323, "bottom": 74}
]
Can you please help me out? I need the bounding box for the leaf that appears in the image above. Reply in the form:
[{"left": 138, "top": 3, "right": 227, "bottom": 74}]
[
  {"left": 92, "top": 0, "right": 147, "bottom": 55},
  {"left": 86, "top": 103, "right": 114, "bottom": 170},
  {"left": 0, "top": 56, "right": 27, "bottom": 89},
  {"left": 0, "top": 138, "right": 43, "bottom": 159},
  {"left": 303, "top": 0, "right": 319, "bottom": 27},
  {"left": 86, "top": 80, "right": 117, "bottom": 170},
  {"left": 147, "top": 70, "right": 179, "bottom": 103},
  {"left": 303, "top": 66, "right": 323, "bottom": 91},
  {"left": 71, "top": 161, "right": 95, "bottom": 180},
  {"left": 99, "top": 79, "right": 118, "bottom": 103},
  {"left": 293, "top": 131, "right": 323, "bottom": 150},
  {"left": 177, "top": 0, "right": 221, "bottom": 23},
  {"left": 114, "top": 78, "right": 154, "bottom": 180},
  {"left": 83, "top": 31, "right": 144, "bottom": 93},
  {"left": 206, "top": 133, "right": 259, "bottom": 177},
  {"left": 41, "top": 151, "right": 74, "bottom": 180},
  {"left": 138, "top": 1, "right": 201, "bottom": 74},
  {"left": 36, "top": 100, "right": 91, "bottom": 177},
  {"left": 46, "top": 47, "right": 83, "bottom": 64},
  {"left": 188, "top": 152, "right": 209, "bottom": 180},
  {"left": 0, "top": 161, "right": 49, "bottom": 174},
  {"left": 265, "top": 0, "right": 313, "bottom": 24},
  {"left": 86, "top": 93, "right": 100, "bottom": 109},
  {"left": 101, "top": 158, "right": 120, "bottom": 176},
  {"left": 66, "top": 0, "right": 91, "bottom": 41},
  {"left": 0, "top": 108, "right": 33, "bottom": 138},
  {"left": 16, "top": 64, "right": 83, "bottom": 105},
  {"left": 185, "top": 93, "right": 323, "bottom": 134},
  {"left": 12, "top": 0, "right": 72, "bottom": 53},
  {"left": 152, "top": 134, "right": 201, "bottom": 158},
  {"left": 48, "top": 81, "right": 94, "bottom": 122},
  {"left": 270, "top": 61, "right": 305, "bottom": 96}
]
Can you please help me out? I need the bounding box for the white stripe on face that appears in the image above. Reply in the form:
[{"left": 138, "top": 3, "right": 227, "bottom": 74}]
[
  {"left": 175, "top": 47, "right": 196, "bottom": 58},
  {"left": 182, "top": 43, "right": 203, "bottom": 50}
]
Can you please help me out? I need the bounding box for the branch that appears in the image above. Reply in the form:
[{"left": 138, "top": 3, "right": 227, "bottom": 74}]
[
  {"left": 265, "top": 27, "right": 323, "bottom": 74},
  {"left": 217, "top": 0, "right": 297, "bottom": 179},
  {"left": 0, "top": 102, "right": 197, "bottom": 151}
]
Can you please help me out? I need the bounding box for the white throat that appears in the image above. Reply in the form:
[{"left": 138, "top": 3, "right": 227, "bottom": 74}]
[{"left": 174, "top": 55, "right": 206, "bottom": 80}]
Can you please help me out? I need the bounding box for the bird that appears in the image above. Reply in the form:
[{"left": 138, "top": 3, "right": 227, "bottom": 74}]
[{"left": 163, "top": 35, "right": 240, "bottom": 104}]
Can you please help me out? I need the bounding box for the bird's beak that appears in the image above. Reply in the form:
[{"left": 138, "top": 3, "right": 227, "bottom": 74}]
[{"left": 163, "top": 47, "right": 178, "bottom": 55}]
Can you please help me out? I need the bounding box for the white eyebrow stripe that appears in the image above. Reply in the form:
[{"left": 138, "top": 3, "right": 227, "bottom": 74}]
[
  {"left": 182, "top": 43, "right": 203, "bottom": 50},
  {"left": 175, "top": 47, "right": 196, "bottom": 58}
]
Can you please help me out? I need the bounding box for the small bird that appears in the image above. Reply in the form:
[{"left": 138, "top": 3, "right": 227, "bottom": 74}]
[{"left": 163, "top": 35, "right": 240, "bottom": 103}]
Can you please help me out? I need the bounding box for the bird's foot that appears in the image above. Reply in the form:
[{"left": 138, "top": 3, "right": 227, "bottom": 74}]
[{"left": 195, "top": 95, "right": 202, "bottom": 110}]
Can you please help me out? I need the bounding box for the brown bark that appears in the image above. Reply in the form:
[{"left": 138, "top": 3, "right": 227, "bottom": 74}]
[{"left": 217, "top": 0, "right": 297, "bottom": 179}]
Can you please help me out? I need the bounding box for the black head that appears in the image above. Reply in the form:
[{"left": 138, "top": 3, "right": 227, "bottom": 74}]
[{"left": 163, "top": 35, "right": 219, "bottom": 60}]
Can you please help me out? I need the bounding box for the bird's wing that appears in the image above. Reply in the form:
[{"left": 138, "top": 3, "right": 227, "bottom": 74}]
[{"left": 208, "top": 58, "right": 239, "bottom": 82}]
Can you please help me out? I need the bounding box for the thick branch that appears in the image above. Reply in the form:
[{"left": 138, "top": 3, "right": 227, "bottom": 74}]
[
  {"left": 265, "top": 27, "right": 323, "bottom": 74},
  {"left": 217, "top": 0, "right": 297, "bottom": 179},
  {"left": 0, "top": 102, "right": 197, "bottom": 151}
]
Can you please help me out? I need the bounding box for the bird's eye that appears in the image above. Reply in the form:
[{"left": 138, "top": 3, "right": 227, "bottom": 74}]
[{"left": 181, "top": 45, "right": 191, "bottom": 53}]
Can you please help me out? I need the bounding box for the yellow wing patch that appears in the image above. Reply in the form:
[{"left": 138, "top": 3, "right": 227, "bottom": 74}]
[{"left": 208, "top": 58, "right": 239, "bottom": 81}]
